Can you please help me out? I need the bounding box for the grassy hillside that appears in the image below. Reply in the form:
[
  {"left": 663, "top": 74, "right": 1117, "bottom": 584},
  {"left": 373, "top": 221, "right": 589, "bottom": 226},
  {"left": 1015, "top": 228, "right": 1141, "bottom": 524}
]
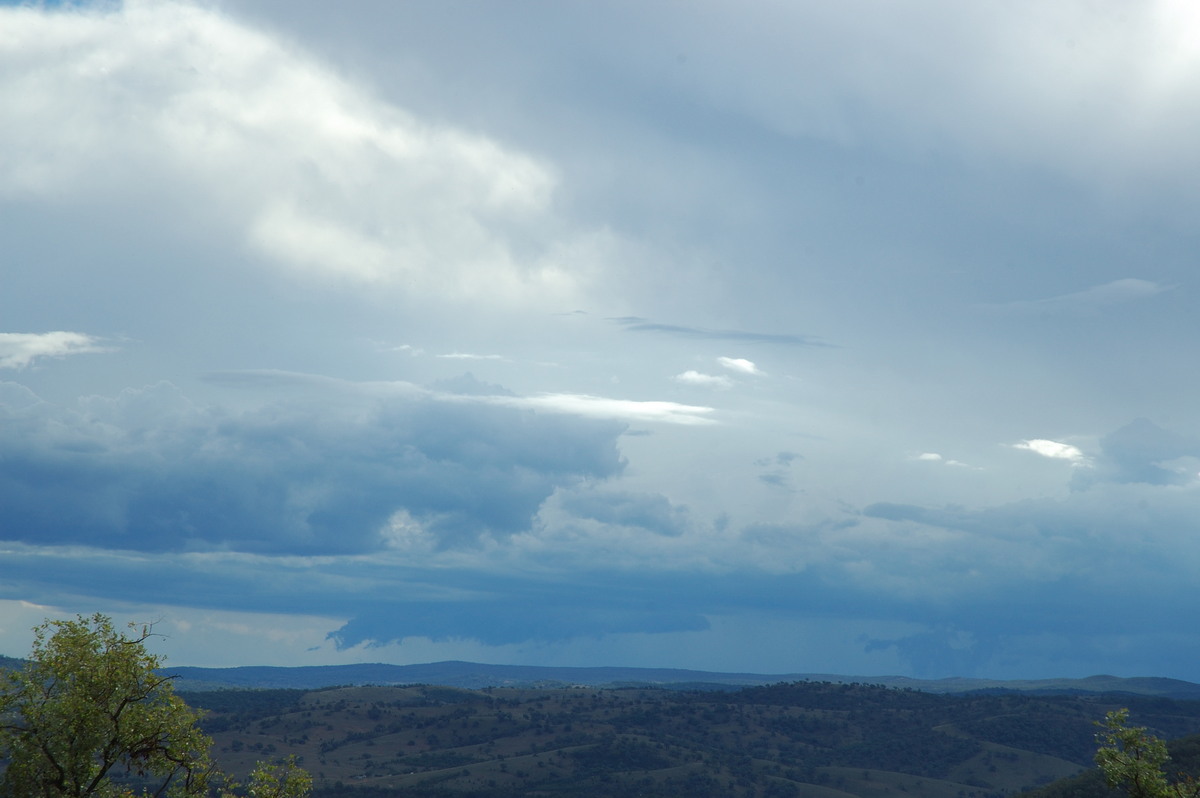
[{"left": 181, "top": 681, "right": 1200, "bottom": 798}]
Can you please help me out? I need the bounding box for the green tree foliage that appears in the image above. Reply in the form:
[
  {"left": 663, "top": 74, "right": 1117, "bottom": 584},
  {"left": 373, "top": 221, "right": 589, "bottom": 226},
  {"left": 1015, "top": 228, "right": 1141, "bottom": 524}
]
[
  {"left": 0, "top": 614, "right": 213, "bottom": 798},
  {"left": 231, "top": 758, "right": 310, "bottom": 798},
  {"left": 1096, "top": 709, "right": 1200, "bottom": 798},
  {"left": 0, "top": 614, "right": 311, "bottom": 798}
]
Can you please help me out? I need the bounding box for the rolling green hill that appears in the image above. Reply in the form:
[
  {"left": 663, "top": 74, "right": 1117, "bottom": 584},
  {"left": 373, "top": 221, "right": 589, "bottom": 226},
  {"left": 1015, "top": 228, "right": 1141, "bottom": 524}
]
[
  {"left": 180, "top": 681, "right": 1200, "bottom": 798},
  {"left": 5, "top": 652, "right": 1194, "bottom": 797}
]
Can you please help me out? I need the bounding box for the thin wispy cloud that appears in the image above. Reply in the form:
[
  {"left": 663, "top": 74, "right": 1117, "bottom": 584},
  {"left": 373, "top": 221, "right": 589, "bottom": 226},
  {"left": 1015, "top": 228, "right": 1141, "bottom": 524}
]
[
  {"left": 206, "top": 370, "right": 715, "bottom": 426},
  {"left": 482, "top": 392, "right": 717, "bottom": 426},
  {"left": 989, "top": 279, "right": 1173, "bottom": 315},
  {"left": 612, "top": 317, "right": 827, "bottom": 346}
]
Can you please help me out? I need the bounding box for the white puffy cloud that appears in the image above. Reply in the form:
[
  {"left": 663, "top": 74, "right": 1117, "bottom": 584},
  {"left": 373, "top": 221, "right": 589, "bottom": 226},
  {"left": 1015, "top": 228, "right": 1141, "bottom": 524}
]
[
  {"left": 717, "top": 356, "right": 763, "bottom": 376},
  {"left": 1014, "top": 439, "right": 1087, "bottom": 463},
  {"left": 673, "top": 370, "right": 732, "bottom": 389},
  {"left": 0, "top": 331, "right": 107, "bottom": 370}
]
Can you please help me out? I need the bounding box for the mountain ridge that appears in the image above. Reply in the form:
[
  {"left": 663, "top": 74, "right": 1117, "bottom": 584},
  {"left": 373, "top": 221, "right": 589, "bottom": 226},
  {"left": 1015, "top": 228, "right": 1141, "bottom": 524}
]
[{"left": 160, "top": 660, "right": 1200, "bottom": 699}]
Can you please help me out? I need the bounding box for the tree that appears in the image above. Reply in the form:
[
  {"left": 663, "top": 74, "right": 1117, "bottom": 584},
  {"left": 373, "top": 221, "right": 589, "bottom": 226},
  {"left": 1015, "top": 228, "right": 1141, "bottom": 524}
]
[
  {"left": 1096, "top": 709, "right": 1200, "bottom": 798},
  {"left": 0, "top": 614, "right": 310, "bottom": 798},
  {"left": 232, "top": 759, "right": 310, "bottom": 798}
]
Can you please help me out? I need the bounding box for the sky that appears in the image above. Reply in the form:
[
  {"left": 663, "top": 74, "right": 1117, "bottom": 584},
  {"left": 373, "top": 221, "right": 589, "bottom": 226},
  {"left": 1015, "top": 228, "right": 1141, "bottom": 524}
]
[{"left": 2, "top": 0, "right": 1200, "bottom": 680}]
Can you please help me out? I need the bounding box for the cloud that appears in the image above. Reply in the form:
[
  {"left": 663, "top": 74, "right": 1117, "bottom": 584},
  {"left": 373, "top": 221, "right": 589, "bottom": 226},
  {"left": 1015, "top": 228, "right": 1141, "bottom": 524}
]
[
  {"left": 717, "top": 356, "right": 764, "bottom": 376},
  {"left": 430, "top": 373, "right": 516, "bottom": 397},
  {"left": 621, "top": 2, "right": 1200, "bottom": 205},
  {"left": 755, "top": 450, "right": 801, "bottom": 489},
  {"left": 992, "top": 278, "right": 1173, "bottom": 315},
  {"left": 1014, "top": 439, "right": 1086, "bottom": 463},
  {"left": 857, "top": 423, "right": 1200, "bottom": 612},
  {"left": 757, "top": 473, "right": 788, "bottom": 488},
  {"left": 1078, "top": 417, "right": 1200, "bottom": 487},
  {"left": 855, "top": 472, "right": 1200, "bottom": 648},
  {"left": 0, "top": 0, "right": 594, "bottom": 304},
  {"left": 7, "top": 529, "right": 1198, "bottom": 676},
  {"left": 612, "top": 317, "right": 826, "bottom": 346},
  {"left": 206, "top": 370, "right": 713, "bottom": 426},
  {"left": 673, "top": 370, "right": 732, "bottom": 389},
  {"left": 0, "top": 331, "right": 108, "bottom": 369},
  {"left": 913, "top": 452, "right": 973, "bottom": 469},
  {"left": 863, "top": 627, "right": 989, "bottom": 679},
  {"left": 0, "top": 382, "right": 41, "bottom": 410},
  {"left": 328, "top": 587, "right": 710, "bottom": 649},
  {"left": 0, "top": 379, "right": 626, "bottom": 555},
  {"left": 6, "top": 410, "right": 1200, "bottom": 672},
  {"left": 484, "top": 392, "right": 716, "bottom": 425},
  {"left": 557, "top": 487, "right": 692, "bottom": 538},
  {"left": 6, "top": 1, "right": 1200, "bottom": 679}
]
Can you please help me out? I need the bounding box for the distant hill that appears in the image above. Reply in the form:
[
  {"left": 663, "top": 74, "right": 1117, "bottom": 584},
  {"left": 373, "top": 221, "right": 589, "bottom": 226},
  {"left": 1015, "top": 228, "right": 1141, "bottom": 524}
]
[{"left": 159, "top": 660, "right": 1200, "bottom": 700}]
